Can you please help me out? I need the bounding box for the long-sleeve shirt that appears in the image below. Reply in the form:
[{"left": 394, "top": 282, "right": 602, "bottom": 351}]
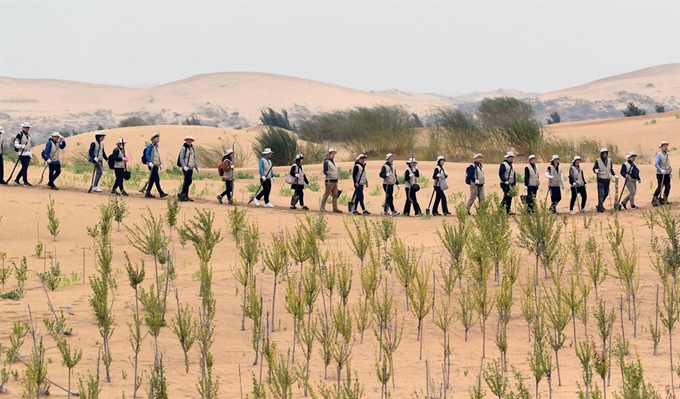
[
  {"left": 655, "top": 151, "right": 672, "bottom": 175},
  {"left": 42, "top": 139, "right": 66, "bottom": 163},
  {"left": 88, "top": 141, "right": 108, "bottom": 162},
  {"left": 289, "top": 164, "right": 309, "bottom": 185},
  {"left": 144, "top": 144, "right": 161, "bottom": 166},
  {"left": 620, "top": 161, "right": 640, "bottom": 181},
  {"left": 179, "top": 145, "right": 198, "bottom": 169},
  {"left": 259, "top": 157, "right": 273, "bottom": 179}
]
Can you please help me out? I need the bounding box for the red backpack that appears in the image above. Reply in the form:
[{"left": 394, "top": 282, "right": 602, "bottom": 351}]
[{"left": 217, "top": 161, "right": 224, "bottom": 176}]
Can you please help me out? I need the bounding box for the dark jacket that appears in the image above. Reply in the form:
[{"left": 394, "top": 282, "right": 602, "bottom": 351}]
[
  {"left": 620, "top": 161, "right": 641, "bottom": 181},
  {"left": 405, "top": 168, "right": 420, "bottom": 182},
  {"left": 498, "top": 161, "right": 515, "bottom": 185},
  {"left": 353, "top": 162, "right": 367, "bottom": 185},
  {"left": 465, "top": 162, "right": 484, "bottom": 186},
  {"left": 88, "top": 140, "right": 108, "bottom": 162},
  {"left": 289, "top": 162, "right": 309, "bottom": 185},
  {"left": 524, "top": 164, "right": 539, "bottom": 187}
]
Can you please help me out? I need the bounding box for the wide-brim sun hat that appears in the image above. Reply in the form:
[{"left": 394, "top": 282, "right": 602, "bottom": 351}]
[
  {"left": 528, "top": 154, "right": 537, "bottom": 160},
  {"left": 504, "top": 151, "right": 516, "bottom": 158},
  {"left": 184, "top": 135, "right": 195, "bottom": 141},
  {"left": 660, "top": 141, "right": 670, "bottom": 147},
  {"left": 328, "top": 148, "right": 337, "bottom": 154},
  {"left": 385, "top": 153, "right": 394, "bottom": 160},
  {"left": 117, "top": 139, "right": 126, "bottom": 144},
  {"left": 406, "top": 158, "right": 417, "bottom": 164},
  {"left": 262, "top": 148, "right": 273, "bottom": 155},
  {"left": 572, "top": 156, "right": 581, "bottom": 162},
  {"left": 225, "top": 149, "right": 234, "bottom": 156},
  {"left": 550, "top": 155, "right": 560, "bottom": 162},
  {"left": 627, "top": 151, "right": 637, "bottom": 158},
  {"left": 436, "top": 155, "right": 446, "bottom": 162},
  {"left": 95, "top": 130, "right": 106, "bottom": 137},
  {"left": 21, "top": 122, "right": 31, "bottom": 128},
  {"left": 473, "top": 153, "right": 483, "bottom": 159},
  {"left": 51, "top": 132, "right": 61, "bottom": 137},
  {"left": 356, "top": 154, "right": 367, "bottom": 161},
  {"left": 150, "top": 133, "right": 160, "bottom": 140},
  {"left": 0, "top": 127, "right": 6, "bottom": 133},
  {"left": 295, "top": 153, "right": 304, "bottom": 161},
  {"left": 600, "top": 148, "right": 608, "bottom": 153}
]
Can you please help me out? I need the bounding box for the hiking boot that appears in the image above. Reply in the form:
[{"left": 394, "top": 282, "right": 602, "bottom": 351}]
[
  {"left": 178, "top": 194, "right": 188, "bottom": 202},
  {"left": 187, "top": 197, "right": 194, "bottom": 202},
  {"left": 0, "top": 180, "right": 6, "bottom": 185},
  {"left": 402, "top": 214, "right": 410, "bottom": 217},
  {"left": 23, "top": 182, "right": 32, "bottom": 187},
  {"left": 432, "top": 212, "right": 441, "bottom": 217},
  {"left": 580, "top": 208, "right": 589, "bottom": 213},
  {"left": 110, "top": 190, "right": 119, "bottom": 196},
  {"left": 159, "top": 192, "right": 168, "bottom": 198},
  {"left": 631, "top": 205, "right": 639, "bottom": 210},
  {"left": 121, "top": 191, "right": 129, "bottom": 197},
  {"left": 332, "top": 209, "right": 343, "bottom": 214},
  {"left": 264, "top": 203, "right": 275, "bottom": 208},
  {"left": 320, "top": 208, "right": 327, "bottom": 213},
  {"left": 253, "top": 198, "right": 260, "bottom": 207},
  {"left": 216, "top": 194, "right": 223, "bottom": 204},
  {"left": 352, "top": 210, "right": 361, "bottom": 215},
  {"left": 391, "top": 211, "right": 400, "bottom": 217},
  {"left": 13, "top": 180, "right": 21, "bottom": 186},
  {"left": 290, "top": 205, "right": 297, "bottom": 210},
  {"left": 362, "top": 210, "right": 371, "bottom": 215},
  {"left": 228, "top": 199, "right": 234, "bottom": 205},
  {"left": 569, "top": 210, "right": 575, "bottom": 215},
  {"left": 50, "top": 185, "right": 59, "bottom": 190},
  {"left": 620, "top": 202, "right": 627, "bottom": 210},
  {"left": 302, "top": 206, "right": 309, "bottom": 211},
  {"left": 415, "top": 212, "right": 423, "bottom": 217},
  {"left": 145, "top": 193, "right": 156, "bottom": 198},
  {"left": 93, "top": 186, "right": 102, "bottom": 192},
  {"left": 444, "top": 212, "right": 452, "bottom": 216}
]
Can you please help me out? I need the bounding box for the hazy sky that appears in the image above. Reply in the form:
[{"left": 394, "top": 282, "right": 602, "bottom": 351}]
[{"left": 1, "top": 0, "right": 678, "bottom": 94}]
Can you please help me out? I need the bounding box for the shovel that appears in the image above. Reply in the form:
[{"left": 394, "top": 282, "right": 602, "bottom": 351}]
[
  {"left": 425, "top": 189, "right": 436, "bottom": 216},
  {"left": 613, "top": 179, "right": 626, "bottom": 211}
]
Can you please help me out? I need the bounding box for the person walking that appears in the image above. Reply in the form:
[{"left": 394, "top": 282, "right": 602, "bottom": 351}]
[
  {"left": 351, "top": 154, "right": 370, "bottom": 215},
  {"left": 403, "top": 158, "right": 422, "bottom": 216},
  {"left": 88, "top": 131, "right": 108, "bottom": 193},
  {"left": 254, "top": 148, "right": 275, "bottom": 208},
  {"left": 110, "top": 139, "right": 129, "bottom": 196},
  {"left": 216, "top": 149, "right": 235, "bottom": 205},
  {"left": 143, "top": 133, "right": 167, "bottom": 198},
  {"left": 13, "top": 122, "right": 33, "bottom": 186},
  {"left": 568, "top": 156, "right": 588, "bottom": 214},
  {"left": 653, "top": 141, "right": 672, "bottom": 206},
  {"left": 0, "top": 127, "right": 6, "bottom": 185},
  {"left": 289, "top": 154, "right": 310, "bottom": 210},
  {"left": 432, "top": 155, "right": 450, "bottom": 216},
  {"left": 465, "top": 154, "right": 485, "bottom": 214},
  {"left": 620, "top": 151, "right": 641, "bottom": 210},
  {"left": 321, "top": 149, "right": 342, "bottom": 213},
  {"left": 178, "top": 136, "right": 200, "bottom": 202},
  {"left": 523, "top": 154, "right": 540, "bottom": 212},
  {"left": 546, "top": 155, "right": 565, "bottom": 214},
  {"left": 41, "top": 132, "right": 66, "bottom": 190},
  {"left": 593, "top": 148, "right": 618, "bottom": 212},
  {"left": 379, "top": 153, "right": 400, "bottom": 216},
  {"left": 499, "top": 151, "right": 516, "bottom": 214}
]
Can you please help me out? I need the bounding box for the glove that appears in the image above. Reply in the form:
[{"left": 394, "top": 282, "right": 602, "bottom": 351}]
[
  {"left": 148, "top": 162, "right": 153, "bottom": 167},
  {"left": 295, "top": 174, "right": 300, "bottom": 177},
  {"left": 662, "top": 170, "right": 669, "bottom": 175},
  {"left": 124, "top": 156, "right": 129, "bottom": 163},
  {"left": 503, "top": 181, "right": 509, "bottom": 185},
  {"left": 547, "top": 175, "right": 554, "bottom": 180},
  {"left": 614, "top": 175, "right": 619, "bottom": 180},
  {"left": 46, "top": 159, "right": 52, "bottom": 164},
  {"left": 435, "top": 173, "right": 440, "bottom": 178},
  {"left": 572, "top": 183, "right": 577, "bottom": 187},
  {"left": 94, "top": 157, "right": 99, "bottom": 162},
  {"left": 523, "top": 186, "right": 527, "bottom": 192},
  {"left": 272, "top": 177, "right": 276, "bottom": 182},
  {"left": 594, "top": 169, "right": 599, "bottom": 174},
  {"left": 474, "top": 180, "right": 480, "bottom": 185},
  {"left": 183, "top": 166, "right": 189, "bottom": 172},
  {"left": 261, "top": 176, "right": 266, "bottom": 181},
  {"left": 160, "top": 164, "right": 163, "bottom": 170},
  {"left": 397, "top": 185, "right": 400, "bottom": 191},
  {"left": 386, "top": 173, "right": 392, "bottom": 177}
]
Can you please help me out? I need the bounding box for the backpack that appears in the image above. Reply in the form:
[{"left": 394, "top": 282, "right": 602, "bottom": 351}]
[
  {"left": 218, "top": 161, "right": 224, "bottom": 176},
  {"left": 176, "top": 153, "right": 182, "bottom": 168},
  {"left": 14, "top": 133, "right": 23, "bottom": 152},
  {"left": 465, "top": 168, "right": 471, "bottom": 185},
  {"left": 141, "top": 145, "right": 148, "bottom": 164},
  {"left": 108, "top": 148, "right": 118, "bottom": 169}
]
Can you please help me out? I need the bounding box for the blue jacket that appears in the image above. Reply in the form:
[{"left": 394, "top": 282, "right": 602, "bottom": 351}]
[
  {"left": 259, "top": 157, "right": 273, "bottom": 179},
  {"left": 42, "top": 139, "right": 66, "bottom": 163},
  {"left": 143, "top": 144, "right": 158, "bottom": 164}
]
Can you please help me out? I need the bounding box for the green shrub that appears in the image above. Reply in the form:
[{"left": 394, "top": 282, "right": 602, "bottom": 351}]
[
  {"left": 308, "top": 182, "right": 320, "bottom": 192},
  {"left": 369, "top": 186, "right": 382, "bottom": 196},
  {"left": 298, "top": 141, "right": 327, "bottom": 164},
  {"left": 118, "top": 116, "right": 155, "bottom": 127},
  {"left": 246, "top": 184, "right": 260, "bottom": 193},
  {"left": 477, "top": 97, "right": 534, "bottom": 127},
  {"left": 196, "top": 135, "right": 254, "bottom": 169},
  {"left": 655, "top": 105, "right": 665, "bottom": 113},
  {"left": 182, "top": 116, "right": 201, "bottom": 125},
  {"left": 622, "top": 102, "right": 646, "bottom": 117},
  {"left": 251, "top": 126, "right": 297, "bottom": 167},
  {"left": 279, "top": 185, "right": 293, "bottom": 197},
  {"left": 235, "top": 171, "right": 254, "bottom": 180},
  {"left": 259, "top": 108, "right": 292, "bottom": 130},
  {"left": 337, "top": 167, "right": 352, "bottom": 180},
  {"left": 546, "top": 111, "right": 561, "bottom": 124}
]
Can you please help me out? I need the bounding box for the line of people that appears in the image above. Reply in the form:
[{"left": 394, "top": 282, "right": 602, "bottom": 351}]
[{"left": 0, "top": 123, "right": 672, "bottom": 215}]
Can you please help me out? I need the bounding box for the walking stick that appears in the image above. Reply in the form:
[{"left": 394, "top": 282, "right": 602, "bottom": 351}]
[
  {"left": 613, "top": 180, "right": 627, "bottom": 211},
  {"left": 248, "top": 163, "right": 274, "bottom": 204},
  {"left": 87, "top": 164, "right": 97, "bottom": 193},
  {"left": 38, "top": 163, "right": 49, "bottom": 185}
]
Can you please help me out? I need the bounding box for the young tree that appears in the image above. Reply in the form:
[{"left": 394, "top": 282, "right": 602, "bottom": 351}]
[
  {"left": 124, "top": 253, "right": 145, "bottom": 399},
  {"left": 437, "top": 205, "right": 470, "bottom": 291},
  {"left": 517, "top": 200, "right": 562, "bottom": 283},
  {"left": 546, "top": 111, "right": 561, "bottom": 125},
  {"left": 472, "top": 195, "right": 511, "bottom": 282},
  {"left": 621, "top": 102, "right": 646, "bottom": 117},
  {"left": 262, "top": 231, "right": 289, "bottom": 332},
  {"left": 408, "top": 262, "right": 434, "bottom": 360}
]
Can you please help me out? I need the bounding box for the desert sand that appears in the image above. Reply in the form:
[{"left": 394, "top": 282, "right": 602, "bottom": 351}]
[{"left": 0, "top": 115, "right": 678, "bottom": 398}]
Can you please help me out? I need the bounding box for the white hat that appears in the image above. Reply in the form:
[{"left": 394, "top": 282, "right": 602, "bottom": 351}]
[
  {"left": 385, "top": 153, "right": 394, "bottom": 160},
  {"left": 550, "top": 154, "right": 560, "bottom": 162},
  {"left": 572, "top": 156, "right": 581, "bottom": 162},
  {"left": 356, "top": 154, "right": 367, "bottom": 161},
  {"left": 95, "top": 130, "right": 106, "bottom": 136},
  {"left": 117, "top": 138, "right": 126, "bottom": 144},
  {"left": 328, "top": 148, "right": 337, "bottom": 154},
  {"left": 225, "top": 149, "right": 234, "bottom": 156},
  {"left": 21, "top": 122, "right": 31, "bottom": 128},
  {"left": 627, "top": 151, "right": 637, "bottom": 158},
  {"left": 184, "top": 135, "right": 195, "bottom": 141},
  {"left": 51, "top": 132, "right": 61, "bottom": 137},
  {"left": 600, "top": 148, "right": 608, "bottom": 153},
  {"left": 473, "top": 153, "right": 483, "bottom": 159},
  {"left": 150, "top": 133, "right": 160, "bottom": 140},
  {"left": 0, "top": 127, "right": 4, "bottom": 133},
  {"left": 504, "top": 152, "right": 516, "bottom": 158},
  {"left": 528, "top": 154, "right": 536, "bottom": 160},
  {"left": 406, "top": 158, "right": 417, "bottom": 164},
  {"left": 660, "top": 141, "right": 670, "bottom": 147},
  {"left": 262, "top": 148, "right": 273, "bottom": 154},
  {"left": 295, "top": 153, "right": 304, "bottom": 161},
  {"left": 436, "top": 155, "right": 446, "bottom": 162}
]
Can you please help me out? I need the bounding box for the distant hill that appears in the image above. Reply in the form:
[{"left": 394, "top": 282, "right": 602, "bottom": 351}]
[{"left": 0, "top": 64, "right": 678, "bottom": 141}]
